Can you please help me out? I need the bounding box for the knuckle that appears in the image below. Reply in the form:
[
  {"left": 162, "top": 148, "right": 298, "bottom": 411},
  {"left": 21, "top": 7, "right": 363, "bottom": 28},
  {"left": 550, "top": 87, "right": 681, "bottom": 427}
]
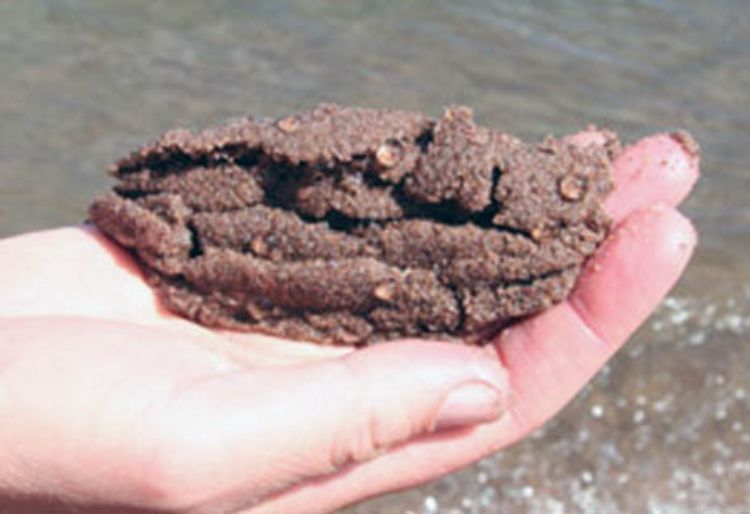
[
  {"left": 128, "top": 410, "right": 212, "bottom": 513},
  {"left": 327, "top": 358, "right": 382, "bottom": 467},
  {"left": 326, "top": 357, "right": 415, "bottom": 469},
  {"left": 133, "top": 445, "right": 199, "bottom": 512}
]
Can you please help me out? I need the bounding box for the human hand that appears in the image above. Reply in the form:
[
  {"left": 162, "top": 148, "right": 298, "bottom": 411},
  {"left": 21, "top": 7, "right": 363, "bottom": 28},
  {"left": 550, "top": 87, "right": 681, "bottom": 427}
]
[{"left": 0, "top": 131, "right": 698, "bottom": 514}]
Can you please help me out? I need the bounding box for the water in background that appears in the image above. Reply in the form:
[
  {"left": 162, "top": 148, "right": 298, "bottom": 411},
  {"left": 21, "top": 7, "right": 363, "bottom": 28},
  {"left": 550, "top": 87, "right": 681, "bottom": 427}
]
[{"left": 1, "top": 1, "right": 749, "bottom": 512}]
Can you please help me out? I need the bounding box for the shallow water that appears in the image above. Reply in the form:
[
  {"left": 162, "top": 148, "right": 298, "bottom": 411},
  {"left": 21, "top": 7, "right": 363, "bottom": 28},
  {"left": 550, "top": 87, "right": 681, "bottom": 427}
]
[{"left": 1, "top": 1, "right": 749, "bottom": 512}]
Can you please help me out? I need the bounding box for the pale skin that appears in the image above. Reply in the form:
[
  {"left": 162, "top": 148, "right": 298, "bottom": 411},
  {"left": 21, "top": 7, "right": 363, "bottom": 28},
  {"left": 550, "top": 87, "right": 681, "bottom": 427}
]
[{"left": 0, "top": 131, "right": 699, "bottom": 514}]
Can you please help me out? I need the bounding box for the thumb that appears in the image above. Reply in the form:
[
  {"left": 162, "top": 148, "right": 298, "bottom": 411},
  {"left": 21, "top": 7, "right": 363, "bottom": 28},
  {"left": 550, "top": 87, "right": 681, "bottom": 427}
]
[{"left": 148, "top": 340, "right": 508, "bottom": 510}]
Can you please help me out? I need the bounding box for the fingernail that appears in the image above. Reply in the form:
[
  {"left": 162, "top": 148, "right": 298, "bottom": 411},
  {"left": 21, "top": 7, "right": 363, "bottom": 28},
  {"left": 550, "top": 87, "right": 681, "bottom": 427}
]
[
  {"left": 434, "top": 383, "right": 503, "bottom": 431},
  {"left": 669, "top": 130, "right": 700, "bottom": 163}
]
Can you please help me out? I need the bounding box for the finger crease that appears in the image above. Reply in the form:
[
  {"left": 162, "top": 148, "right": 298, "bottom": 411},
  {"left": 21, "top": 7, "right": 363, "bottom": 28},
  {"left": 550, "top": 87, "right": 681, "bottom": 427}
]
[{"left": 567, "top": 295, "right": 612, "bottom": 350}]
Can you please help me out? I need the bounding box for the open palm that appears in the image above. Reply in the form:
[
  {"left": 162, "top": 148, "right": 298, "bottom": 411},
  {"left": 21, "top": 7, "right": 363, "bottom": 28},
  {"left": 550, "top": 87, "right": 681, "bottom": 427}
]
[{"left": 0, "top": 131, "right": 698, "bottom": 514}]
